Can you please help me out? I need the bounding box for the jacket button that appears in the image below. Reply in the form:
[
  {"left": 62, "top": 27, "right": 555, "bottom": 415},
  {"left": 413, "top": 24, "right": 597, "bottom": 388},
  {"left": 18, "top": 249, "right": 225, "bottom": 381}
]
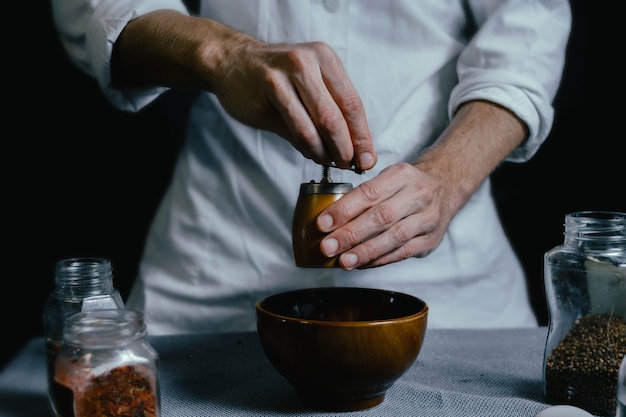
[{"left": 323, "top": 0, "right": 340, "bottom": 13}]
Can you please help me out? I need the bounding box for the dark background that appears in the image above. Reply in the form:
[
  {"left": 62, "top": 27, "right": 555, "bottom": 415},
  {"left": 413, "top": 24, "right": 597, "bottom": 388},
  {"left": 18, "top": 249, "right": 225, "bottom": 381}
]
[{"left": 3, "top": 0, "right": 620, "bottom": 370}]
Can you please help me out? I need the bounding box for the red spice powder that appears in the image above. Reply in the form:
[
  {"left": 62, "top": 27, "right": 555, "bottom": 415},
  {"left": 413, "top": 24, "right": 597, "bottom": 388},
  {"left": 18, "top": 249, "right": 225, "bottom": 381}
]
[{"left": 54, "top": 363, "right": 158, "bottom": 417}]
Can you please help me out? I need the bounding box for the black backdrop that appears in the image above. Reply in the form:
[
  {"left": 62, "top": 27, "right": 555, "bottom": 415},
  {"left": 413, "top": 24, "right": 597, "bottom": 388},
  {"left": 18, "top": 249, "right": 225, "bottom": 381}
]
[{"left": 3, "top": 0, "right": 620, "bottom": 370}]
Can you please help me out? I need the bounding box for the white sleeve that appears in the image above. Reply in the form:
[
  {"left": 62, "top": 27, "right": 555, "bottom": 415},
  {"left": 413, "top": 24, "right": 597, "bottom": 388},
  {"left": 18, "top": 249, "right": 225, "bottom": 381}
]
[
  {"left": 448, "top": 0, "right": 572, "bottom": 162},
  {"left": 51, "top": 0, "right": 190, "bottom": 112}
]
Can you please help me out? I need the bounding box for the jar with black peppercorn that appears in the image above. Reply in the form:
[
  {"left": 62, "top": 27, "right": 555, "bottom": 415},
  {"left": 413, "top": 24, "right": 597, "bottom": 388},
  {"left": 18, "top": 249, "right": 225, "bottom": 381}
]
[
  {"left": 52, "top": 309, "right": 160, "bottom": 417},
  {"left": 42, "top": 257, "right": 125, "bottom": 415},
  {"left": 543, "top": 211, "right": 626, "bottom": 417},
  {"left": 618, "top": 354, "right": 626, "bottom": 417}
]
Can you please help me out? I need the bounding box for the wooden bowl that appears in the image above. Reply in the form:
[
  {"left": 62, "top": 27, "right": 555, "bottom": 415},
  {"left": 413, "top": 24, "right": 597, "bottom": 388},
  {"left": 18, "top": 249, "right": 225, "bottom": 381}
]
[{"left": 255, "top": 287, "right": 428, "bottom": 411}]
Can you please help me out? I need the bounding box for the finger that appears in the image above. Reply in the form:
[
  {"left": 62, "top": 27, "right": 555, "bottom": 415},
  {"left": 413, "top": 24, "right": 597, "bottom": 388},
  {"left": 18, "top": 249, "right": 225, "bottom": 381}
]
[
  {"left": 325, "top": 77, "right": 377, "bottom": 171},
  {"left": 314, "top": 46, "right": 376, "bottom": 171},
  {"left": 290, "top": 52, "right": 354, "bottom": 166},
  {"left": 347, "top": 216, "right": 436, "bottom": 267},
  {"left": 318, "top": 172, "right": 399, "bottom": 233},
  {"left": 321, "top": 194, "right": 413, "bottom": 260},
  {"left": 268, "top": 69, "right": 330, "bottom": 162},
  {"left": 319, "top": 182, "right": 414, "bottom": 263},
  {"left": 351, "top": 232, "right": 438, "bottom": 269}
]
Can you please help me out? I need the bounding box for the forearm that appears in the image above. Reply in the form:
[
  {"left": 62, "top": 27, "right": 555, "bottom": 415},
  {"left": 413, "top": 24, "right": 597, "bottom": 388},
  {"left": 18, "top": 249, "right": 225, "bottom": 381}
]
[
  {"left": 111, "top": 10, "right": 258, "bottom": 91},
  {"left": 414, "top": 100, "right": 528, "bottom": 216}
]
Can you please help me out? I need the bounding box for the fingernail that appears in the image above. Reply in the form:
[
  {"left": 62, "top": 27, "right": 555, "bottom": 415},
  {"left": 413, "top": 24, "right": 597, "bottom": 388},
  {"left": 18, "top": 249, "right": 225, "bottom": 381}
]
[
  {"left": 318, "top": 214, "right": 333, "bottom": 231},
  {"left": 342, "top": 253, "right": 358, "bottom": 269},
  {"left": 321, "top": 238, "right": 338, "bottom": 255},
  {"left": 359, "top": 152, "right": 374, "bottom": 169}
]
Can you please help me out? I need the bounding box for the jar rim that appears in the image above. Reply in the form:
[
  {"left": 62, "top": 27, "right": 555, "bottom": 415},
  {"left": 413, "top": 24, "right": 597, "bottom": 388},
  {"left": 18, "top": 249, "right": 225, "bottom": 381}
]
[
  {"left": 566, "top": 211, "right": 626, "bottom": 221},
  {"left": 565, "top": 211, "right": 626, "bottom": 232}
]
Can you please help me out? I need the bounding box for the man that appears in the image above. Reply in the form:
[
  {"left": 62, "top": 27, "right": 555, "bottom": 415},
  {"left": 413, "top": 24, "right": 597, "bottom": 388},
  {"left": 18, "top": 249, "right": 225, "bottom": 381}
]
[{"left": 51, "top": 0, "right": 572, "bottom": 333}]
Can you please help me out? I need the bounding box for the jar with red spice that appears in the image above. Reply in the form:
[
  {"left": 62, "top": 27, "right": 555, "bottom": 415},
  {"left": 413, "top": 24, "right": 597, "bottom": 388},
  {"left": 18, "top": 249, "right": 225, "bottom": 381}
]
[
  {"left": 43, "top": 257, "right": 125, "bottom": 415},
  {"left": 52, "top": 309, "right": 160, "bottom": 417}
]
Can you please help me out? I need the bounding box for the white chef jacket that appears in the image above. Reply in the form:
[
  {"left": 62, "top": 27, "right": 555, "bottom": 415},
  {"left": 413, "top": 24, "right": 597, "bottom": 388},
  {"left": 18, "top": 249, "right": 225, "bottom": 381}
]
[{"left": 51, "top": 0, "right": 571, "bottom": 333}]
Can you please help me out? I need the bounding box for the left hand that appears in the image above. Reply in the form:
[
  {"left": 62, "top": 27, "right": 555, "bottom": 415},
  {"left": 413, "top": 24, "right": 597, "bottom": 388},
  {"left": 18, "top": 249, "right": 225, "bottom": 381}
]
[
  {"left": 316, "top": 100, "right": 528, "bottom": 270},
  {"left": 316, "top": 161, "right": 453, "bottom": 270}
]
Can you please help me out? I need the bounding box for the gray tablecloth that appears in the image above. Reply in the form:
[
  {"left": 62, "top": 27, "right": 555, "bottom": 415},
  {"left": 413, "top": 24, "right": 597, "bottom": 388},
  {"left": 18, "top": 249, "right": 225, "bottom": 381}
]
[{"left": 0, "top": 327, "right": 558, "bottom": 417}]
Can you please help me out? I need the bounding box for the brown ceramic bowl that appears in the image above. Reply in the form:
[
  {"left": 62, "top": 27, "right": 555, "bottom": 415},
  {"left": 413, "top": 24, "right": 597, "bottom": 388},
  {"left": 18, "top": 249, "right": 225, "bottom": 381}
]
[{"left": 255, "top": 287, "right": 428, "bottom": 411}]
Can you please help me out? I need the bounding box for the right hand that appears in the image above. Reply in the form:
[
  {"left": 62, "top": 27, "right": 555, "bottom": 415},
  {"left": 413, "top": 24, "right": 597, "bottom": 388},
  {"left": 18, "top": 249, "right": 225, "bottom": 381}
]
[
  {"left": 114, "top": 11, "right": 376, "bottom": 171},
  {"left": 211, "top": 38, "right": 377, "bottom": 171}
]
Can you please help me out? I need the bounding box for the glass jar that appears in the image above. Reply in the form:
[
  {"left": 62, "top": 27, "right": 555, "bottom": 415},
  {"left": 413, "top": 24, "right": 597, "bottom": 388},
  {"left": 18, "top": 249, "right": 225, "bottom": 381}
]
[
  {"left": 618, "top": 354, "right": 626, "bottom": 417},
  {"left": 52, "top": 309, "right": 160, "bottom": 417},
  {"left": 43, "top": 257, "right": 125, "bottom": 415},
  {"left": 543, "top": 211, "right": 626, "bottom": 417}
]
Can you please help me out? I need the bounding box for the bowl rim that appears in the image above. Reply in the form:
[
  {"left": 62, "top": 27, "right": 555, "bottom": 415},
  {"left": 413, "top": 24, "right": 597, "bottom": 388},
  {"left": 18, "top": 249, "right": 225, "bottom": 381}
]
[{"left": 255, "top": 286, "right": 428, "bottom": 327}]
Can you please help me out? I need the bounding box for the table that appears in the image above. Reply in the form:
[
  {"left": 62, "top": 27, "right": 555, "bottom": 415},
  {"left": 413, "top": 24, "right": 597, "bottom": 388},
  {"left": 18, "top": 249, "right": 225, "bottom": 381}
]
[{"left": 0, "top": 327, "right": 560, "bottom": 417}]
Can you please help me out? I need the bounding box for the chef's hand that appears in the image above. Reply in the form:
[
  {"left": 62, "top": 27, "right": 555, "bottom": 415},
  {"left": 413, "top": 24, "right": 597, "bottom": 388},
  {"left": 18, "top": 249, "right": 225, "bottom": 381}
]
[
  {"left": 213, "top": 40, "right": 377, "bottom": 172},
  {"left": 113, "top": 11, "right": 377, "bottom": 172},
  {"left": 316, "top": 162, "right": 450, "bottom": 270},
  {"left": 315, "top": 100, "right": 528, "bottom": 270}
]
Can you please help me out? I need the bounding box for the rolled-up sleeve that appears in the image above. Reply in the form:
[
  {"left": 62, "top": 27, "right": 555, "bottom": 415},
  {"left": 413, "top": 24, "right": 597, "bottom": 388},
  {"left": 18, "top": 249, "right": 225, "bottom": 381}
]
[
  {"left": 51, "top": 0, "right": 189, "bottom": 112},
  {"left": 448, "top": 0, "right": 572, "bottom": 162}
]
